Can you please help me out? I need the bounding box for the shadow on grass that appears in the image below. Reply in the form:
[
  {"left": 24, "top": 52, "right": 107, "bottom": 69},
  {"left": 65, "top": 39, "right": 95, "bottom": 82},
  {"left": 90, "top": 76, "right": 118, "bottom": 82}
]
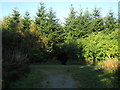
[
  {"left": 64, "top": 66, "right": 119, "bottom": 88},
  {"left": 9, "top": 65, "right": 119, "bottom": 88}
]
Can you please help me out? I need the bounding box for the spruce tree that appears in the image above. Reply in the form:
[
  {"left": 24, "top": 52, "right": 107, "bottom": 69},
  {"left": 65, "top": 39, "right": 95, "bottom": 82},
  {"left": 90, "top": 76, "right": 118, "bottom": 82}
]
[
  {"left": 76, "top": 9, "right": 83, "bottom": 37},
  {"left": 23, "top": 11, "right": 31, "bottom": 31},
  {"left": 65, "top": 4, "right": 77, "bottom": 38},
  {"left": 76, "top": 8, "right": 92, "bottom": 37},
  {"left": 92, "top": 8, "right": 104, "bottom": 32},
  {"left": 10, "top": 8, "right": 21, "bottom": 31},
  {"left": 2, "top": 16, "right": 13, "bottom": 49},
  {"left": 104, "top": 9, "right": 117, "bottom": 33},
  {"left": 83, "top": 9, "right": 93, "bottom": 34},
  {"left": 92, "top": 7, "right": 100, "bottom": 19},
  {"left": 35, "top": 3, "right": 48, "bottom": 36},
  {"left": 47, "top": 8, "right": 63, "bottom": 44},
  {"left": 2, "top": 8, "right": 23, "bottom": 50}
]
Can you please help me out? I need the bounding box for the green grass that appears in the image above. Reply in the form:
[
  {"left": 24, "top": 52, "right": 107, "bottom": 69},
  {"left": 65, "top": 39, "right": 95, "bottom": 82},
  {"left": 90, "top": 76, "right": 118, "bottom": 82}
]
[
  {"left": 67, "top": 66, "right": 118, "bottom": 88},
  {"left": 10, "top": 65, "right": 119, "bottom": 88},
  {"left": 9, "top": 65, "right": 48, "bottom": 88}
]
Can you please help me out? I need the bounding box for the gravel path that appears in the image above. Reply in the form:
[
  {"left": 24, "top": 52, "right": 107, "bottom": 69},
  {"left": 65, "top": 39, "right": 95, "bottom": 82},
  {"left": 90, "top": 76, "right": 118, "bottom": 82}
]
[{"left": 40, "top": 69, "right": 79, "bottom": 88}]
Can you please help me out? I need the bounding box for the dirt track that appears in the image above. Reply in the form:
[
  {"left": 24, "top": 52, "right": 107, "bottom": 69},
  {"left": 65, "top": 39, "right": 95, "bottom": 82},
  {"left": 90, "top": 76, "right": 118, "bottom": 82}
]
[{"left": 40, "top": 68, "right": 79, "bottom": 88}]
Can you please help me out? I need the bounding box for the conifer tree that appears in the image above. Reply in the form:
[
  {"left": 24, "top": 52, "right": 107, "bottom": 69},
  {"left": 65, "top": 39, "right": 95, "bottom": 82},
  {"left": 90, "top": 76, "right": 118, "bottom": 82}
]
[
  {"left": 92, "top": 8, "right": 104, "bottom": 32},
  {"left": 23, "top": 11, "right": 31, "bottom": 31},
  {"left": 92, "top": 8, "right": 100, "bottom": 19},
  {"left": 47, "top": 8, "right": 64, "bottom": 44},
  {"left": 2, "top": 16, "right": 13, "bottom": 49},
  {"left": 76, "top": 8, "right": 92, "bottom": 37},
  {"left": 65, "top": 4, "right": 77, "bottom": 38},
  {"left": 104, "top": 10, "right": 117, "bottom": 33},
  {"left": 2, "top": 8, "right": 23, "bottom": 50},
  {"left": 10, "top": 8, "right": 21, "bottom": 31},
  {"left": 35, "top": 3, "right": 48, "bottom": 36},
  {"left": 83, "top": 9, "right": 93, "bottom": 34},
  {"left": 75, "top": 9, "right": 83, "bottom": 37}
]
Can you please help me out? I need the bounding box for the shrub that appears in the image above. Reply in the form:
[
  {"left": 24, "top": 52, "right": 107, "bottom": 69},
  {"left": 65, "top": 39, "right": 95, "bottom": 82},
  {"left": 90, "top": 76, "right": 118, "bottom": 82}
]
[
  {"left": 2, "top": 49, "right": 30, "bottom": 88},
  {"left": 61, "top": 36, "right": 84, "bottom": 64},
  {"left": 81, "top": 29, "right": 118, "bottom": 64},
  {"left": 28, "top": 49, "right": 48, "bottom": 63},
  {"left": 62, "top": 38, "right": 78, "bottom": 60}
]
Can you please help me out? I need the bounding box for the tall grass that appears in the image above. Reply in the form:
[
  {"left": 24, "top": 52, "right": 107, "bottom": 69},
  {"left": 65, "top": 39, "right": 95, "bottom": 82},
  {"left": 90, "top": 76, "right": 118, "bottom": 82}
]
[{"left": 97, "top": 58, "right": 119, "bottom": 71}]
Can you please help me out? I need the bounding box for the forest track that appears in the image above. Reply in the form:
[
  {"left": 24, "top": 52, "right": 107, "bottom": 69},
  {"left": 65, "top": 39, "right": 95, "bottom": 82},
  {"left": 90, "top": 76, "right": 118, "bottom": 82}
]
[
  {"left": 39, "top": 67, "right": 79, "bottom": 88},
  {"left": 10, "top": 65, "right": 116, "bottom": 88}
]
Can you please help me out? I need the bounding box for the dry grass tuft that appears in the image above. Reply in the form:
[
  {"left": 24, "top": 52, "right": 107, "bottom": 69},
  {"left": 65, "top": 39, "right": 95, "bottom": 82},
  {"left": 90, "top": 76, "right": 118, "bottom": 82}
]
[{"left": 101, "top": 58, "right": 119, "bottom": 71}]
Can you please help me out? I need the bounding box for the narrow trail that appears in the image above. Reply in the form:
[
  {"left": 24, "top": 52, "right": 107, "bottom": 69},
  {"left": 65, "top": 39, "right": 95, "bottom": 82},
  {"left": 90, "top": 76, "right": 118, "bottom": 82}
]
[{"left": 39, "top": 68, "right": 79, "bottom": 88}]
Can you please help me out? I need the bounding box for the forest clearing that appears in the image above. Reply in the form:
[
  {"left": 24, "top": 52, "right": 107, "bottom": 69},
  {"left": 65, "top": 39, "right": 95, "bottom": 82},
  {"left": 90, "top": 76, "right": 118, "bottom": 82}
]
[{"left": 1, "top": 2, "right": 120, "bottom": 89}]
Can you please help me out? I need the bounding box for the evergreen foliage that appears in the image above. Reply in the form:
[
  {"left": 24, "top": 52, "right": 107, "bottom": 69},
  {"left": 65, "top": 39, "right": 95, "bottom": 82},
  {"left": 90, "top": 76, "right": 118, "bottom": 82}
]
[
  {"left": 1, "top": 3, "right": 118, "bottom": 64},
  {"left": 23, "top": 11, "right": 31, "bottom": 31},
  {"left": 104, "top": 10, "right": 117, "bottom": 33},
  {"left": 64, "top": 4, "right": 78, "bottom": 38}
]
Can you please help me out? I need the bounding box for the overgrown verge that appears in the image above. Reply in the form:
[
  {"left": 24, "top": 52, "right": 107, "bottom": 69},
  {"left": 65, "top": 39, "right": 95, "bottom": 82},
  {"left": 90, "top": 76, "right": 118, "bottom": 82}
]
[{"left": 2, "top": 49, "right": 30, "bottom": 88}]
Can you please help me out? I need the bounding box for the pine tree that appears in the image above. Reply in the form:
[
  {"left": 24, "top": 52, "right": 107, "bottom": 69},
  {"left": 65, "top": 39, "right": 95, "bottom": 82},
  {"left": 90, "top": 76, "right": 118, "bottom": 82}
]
[
  {"left": 42, "top": 8, "right": 64, "bottom": 52},
  {"left": 2, "top": 16, "right": 13, "bottom": 49},
  {"left": 47, "top": 8, "right": 63, "bottom": 44},
  {"left": 75, "top": 9, "right": 83, "bottom": 37},
  {"left": 23, "top": 11, "right": 31, "bottom": 31},
  {"left": 35, "top": 3, "right": 48, "bottom": 36},
  {"left": 76, "top": 8, "right": 92, "bottom": 37},
  {"left": 2, "top": 8, "right": 23, "bottom": 49},
  {"left": 83, "top": 9, "right": 93, "bottom": 34},
  {"left": 92, "top": 8, "right": 104, "bottom": 32},
  {"left": 10, "top": 8, "right": 21, "bottom": 31},
  {"left": 65, "top": 4, "right": 77, "bottom": 38},
  {"left": 104, "top": 9, "right": 117, "bottom": 33},
  {"left": 92, "top": 7, "right": 100, "bottom": 19}
]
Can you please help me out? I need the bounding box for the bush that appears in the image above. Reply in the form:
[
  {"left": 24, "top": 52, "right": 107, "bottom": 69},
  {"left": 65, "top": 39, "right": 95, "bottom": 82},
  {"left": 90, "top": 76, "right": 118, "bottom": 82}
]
[
  {"left": 54, "top": 36, "right": 84, "bottom": 65},
  {"left": 62, "top": 37, "right": 78, "bottom": 60},
  {"left": 28, "top": 48, "right": 48, "bottom": 63},
  {"left": 81, "top": 29, "right": 118, "bottom": 64},
  {"left": 61, "top": 36, "right": 84, "bottom": 64},
  {"left": 2, "top": 49, "right": 30, "bottom": 88}
]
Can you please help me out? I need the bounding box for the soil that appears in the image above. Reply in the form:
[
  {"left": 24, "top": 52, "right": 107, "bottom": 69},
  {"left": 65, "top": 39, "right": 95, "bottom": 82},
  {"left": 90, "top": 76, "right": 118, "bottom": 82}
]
[{"left": 40, "top": 68, "right": 79, "bottom": 88}]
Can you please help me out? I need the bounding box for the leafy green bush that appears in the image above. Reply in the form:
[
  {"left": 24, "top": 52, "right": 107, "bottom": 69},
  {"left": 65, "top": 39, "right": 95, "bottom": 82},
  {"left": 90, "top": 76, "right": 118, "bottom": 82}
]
[
  {"left": 79, "top": 29, "right": 118, "bottom": 64},
  {"left": 59, "top": 36, "right": 84, "bottom": 64},
  {"left": 62, "top": 37, "right": 78, "bottom": 60},
  {"left": 28, "top": 49, "right": 48, "bottom": 63}
]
